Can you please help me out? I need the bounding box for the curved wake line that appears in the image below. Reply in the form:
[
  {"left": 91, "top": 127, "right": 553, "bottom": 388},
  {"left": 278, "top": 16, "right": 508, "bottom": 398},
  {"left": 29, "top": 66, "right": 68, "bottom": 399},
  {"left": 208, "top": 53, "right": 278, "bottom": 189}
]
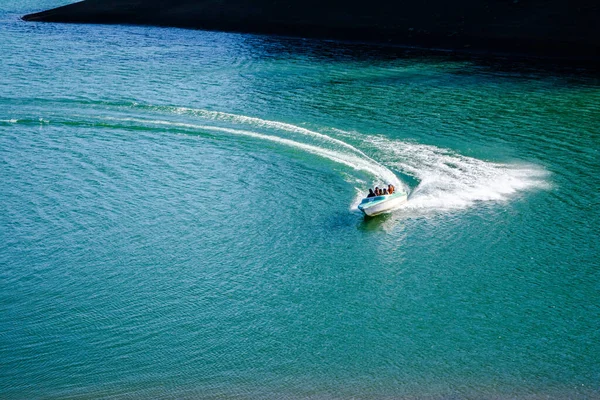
[
  {"left": 161, "top": 106, "right": 401, "bottom": 186},
  {"left": 99, "top": 116, "right": 402, "bottom": 188},
  {"left": 173, "top": 107, "right": 366, "bottom": 154}
]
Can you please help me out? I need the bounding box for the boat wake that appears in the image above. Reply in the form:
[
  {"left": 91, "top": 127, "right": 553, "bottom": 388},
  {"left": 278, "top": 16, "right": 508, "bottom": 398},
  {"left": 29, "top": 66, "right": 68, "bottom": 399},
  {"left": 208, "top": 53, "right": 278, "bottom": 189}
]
[
  {"left": 10, "top": 101, "right": 550, "bottom": 214},
  {"left": 360, "top": 135, "right": 550, "bottom": 211},
  {"left": 136, "top": 105, "right": 549, "bottom": 213}
]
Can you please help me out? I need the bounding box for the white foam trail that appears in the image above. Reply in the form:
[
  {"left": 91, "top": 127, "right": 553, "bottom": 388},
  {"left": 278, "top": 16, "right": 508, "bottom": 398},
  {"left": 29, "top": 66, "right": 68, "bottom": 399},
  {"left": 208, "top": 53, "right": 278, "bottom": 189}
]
[
  {"left": 101, "top": 116, "right": 400, "bottom": 185},
  {"left": 364, "top": 136, "right": 550, "bottom": 211},
  {"left": 169, "top": 107, "right": 402, "bottom": 187},
  {"left": 0, "top": 119, "right": 18, "bottom": 123},
  {"left": 173, "top": 107, "right": 362, "bottom": 153}
]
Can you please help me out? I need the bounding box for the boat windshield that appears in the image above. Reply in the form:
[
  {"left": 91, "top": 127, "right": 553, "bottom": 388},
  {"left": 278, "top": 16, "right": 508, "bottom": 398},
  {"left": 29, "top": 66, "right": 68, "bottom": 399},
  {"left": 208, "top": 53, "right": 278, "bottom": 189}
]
[{"left": 360, "top": 194, "right": 389, "bottom": 204}]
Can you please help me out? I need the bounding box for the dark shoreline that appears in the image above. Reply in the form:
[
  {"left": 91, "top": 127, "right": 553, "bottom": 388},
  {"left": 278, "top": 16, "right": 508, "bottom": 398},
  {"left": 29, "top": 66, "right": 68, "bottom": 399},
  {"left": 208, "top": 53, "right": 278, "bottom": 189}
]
[{"left": 22, "top": 0, "right": 600, "bottom": 64}]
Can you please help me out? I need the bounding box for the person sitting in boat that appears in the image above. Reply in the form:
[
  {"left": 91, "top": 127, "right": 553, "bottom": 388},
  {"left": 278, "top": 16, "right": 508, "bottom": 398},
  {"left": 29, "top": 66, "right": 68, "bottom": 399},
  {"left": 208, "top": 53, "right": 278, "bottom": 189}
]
[
  {"left": 367, "top": 189, "right": 376, "bottom": 198},
  {"left": 374, "top": 187, "right": 380, "bottom": 196},
  {"left": 382, "top": 188, "right": 388, "bottom": 195},
  {"left": 388, "top": 184, "right": 395, "bottom": 194}
]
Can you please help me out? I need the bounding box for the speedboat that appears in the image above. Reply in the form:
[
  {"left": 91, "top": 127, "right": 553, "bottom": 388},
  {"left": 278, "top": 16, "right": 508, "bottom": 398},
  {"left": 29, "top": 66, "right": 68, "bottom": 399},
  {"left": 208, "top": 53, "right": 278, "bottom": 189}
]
[{"left": 358, "top": 192, "right": 408, "bottom": 217}]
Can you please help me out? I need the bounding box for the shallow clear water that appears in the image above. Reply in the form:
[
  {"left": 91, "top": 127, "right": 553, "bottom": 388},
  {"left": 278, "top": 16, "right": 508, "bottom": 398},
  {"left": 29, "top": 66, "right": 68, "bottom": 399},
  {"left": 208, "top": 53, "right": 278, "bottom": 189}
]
[{"left": 1, "top": 1, "right": 599, "bottom": 398}]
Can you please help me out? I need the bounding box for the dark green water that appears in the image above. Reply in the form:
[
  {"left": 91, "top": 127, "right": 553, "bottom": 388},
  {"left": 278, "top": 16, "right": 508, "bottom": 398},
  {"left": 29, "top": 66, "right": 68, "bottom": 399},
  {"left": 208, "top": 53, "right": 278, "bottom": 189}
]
[{"left": 1, "top": 1, "right": 599, "bottom": 398}]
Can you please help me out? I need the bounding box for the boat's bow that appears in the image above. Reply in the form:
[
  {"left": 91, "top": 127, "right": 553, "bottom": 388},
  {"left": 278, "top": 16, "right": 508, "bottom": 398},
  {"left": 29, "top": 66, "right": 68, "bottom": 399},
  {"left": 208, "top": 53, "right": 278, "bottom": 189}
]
[{"left": 357, "top": 192, "right": 407, "bottom": 216}]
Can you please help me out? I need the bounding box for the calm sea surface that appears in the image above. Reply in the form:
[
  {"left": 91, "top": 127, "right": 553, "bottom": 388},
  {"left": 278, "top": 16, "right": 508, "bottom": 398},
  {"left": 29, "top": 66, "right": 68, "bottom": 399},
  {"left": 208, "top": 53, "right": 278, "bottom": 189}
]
[{"left": 1, "top": 1, "right": 599, "bottom": 398}]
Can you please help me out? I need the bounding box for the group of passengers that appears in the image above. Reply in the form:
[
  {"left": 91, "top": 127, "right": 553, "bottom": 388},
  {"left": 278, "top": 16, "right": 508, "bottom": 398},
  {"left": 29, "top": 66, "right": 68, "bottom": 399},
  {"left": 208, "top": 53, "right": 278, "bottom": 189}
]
[{"left": 367, "top": 184, "right": 395, "bottom": 198}]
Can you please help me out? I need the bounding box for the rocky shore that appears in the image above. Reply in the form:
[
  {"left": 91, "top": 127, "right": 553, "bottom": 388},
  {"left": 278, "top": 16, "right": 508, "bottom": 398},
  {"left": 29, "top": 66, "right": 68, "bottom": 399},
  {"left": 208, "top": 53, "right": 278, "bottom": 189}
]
[{"left": 22, "top": 0, "right": 600, "bottom": 61}]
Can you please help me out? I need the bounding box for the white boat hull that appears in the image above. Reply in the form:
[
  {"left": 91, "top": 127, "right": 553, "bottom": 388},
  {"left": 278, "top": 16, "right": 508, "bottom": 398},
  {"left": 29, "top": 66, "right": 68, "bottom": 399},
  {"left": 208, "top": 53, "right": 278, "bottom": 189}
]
[{"left": 358, "top": 193, "right": 408, "bottom": 216}]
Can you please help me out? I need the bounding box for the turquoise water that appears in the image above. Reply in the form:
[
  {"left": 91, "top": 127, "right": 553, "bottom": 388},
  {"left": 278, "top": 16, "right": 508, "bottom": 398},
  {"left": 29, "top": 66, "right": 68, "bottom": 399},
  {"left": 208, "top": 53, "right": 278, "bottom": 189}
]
[{"left": 1, "top": 1, "right": 599, "bottom": 398}]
